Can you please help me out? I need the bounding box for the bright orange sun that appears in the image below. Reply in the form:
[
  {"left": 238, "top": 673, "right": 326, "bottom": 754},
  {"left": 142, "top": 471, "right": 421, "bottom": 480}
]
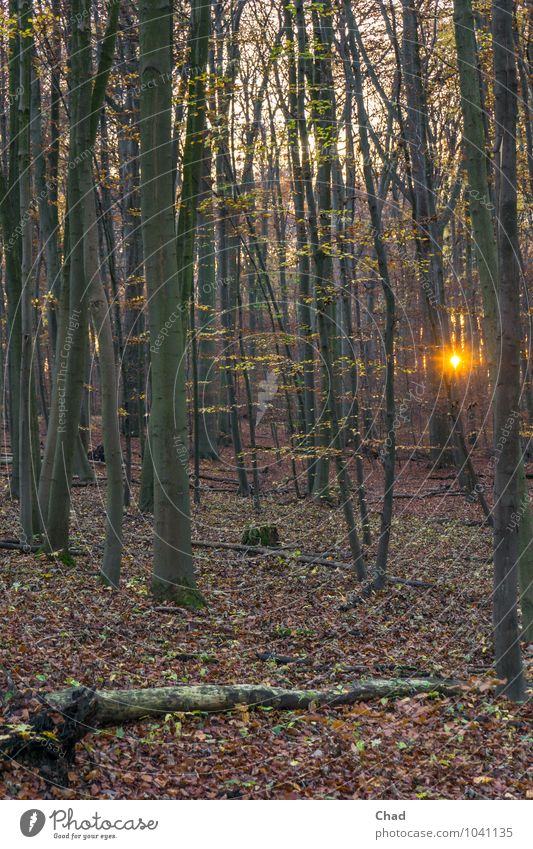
[{"left": 450, "top": 353, "right": 461, "bottom": 370}]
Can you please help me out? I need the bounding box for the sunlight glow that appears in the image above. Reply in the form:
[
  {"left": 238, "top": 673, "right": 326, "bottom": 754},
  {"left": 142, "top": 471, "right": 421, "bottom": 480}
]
[{"left": 450, "top": 353, "right": 461, "bottom": 370}]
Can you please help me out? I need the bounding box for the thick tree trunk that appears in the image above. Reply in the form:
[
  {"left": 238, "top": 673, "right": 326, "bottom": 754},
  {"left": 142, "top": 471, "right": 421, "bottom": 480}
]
[
  {"left": 490, "top": 0, "right": 525, "bottom": 700},
  {"left": 42, "top": 0, "right": 117, "bottom": 549},
  {"left": 44, "top": 0, "right": 91, "bottom": 551},
  {"left": 139, "top": 0, "right": 204, "bottom": 607},
  {"left": 454, "top": 0, "right": 533, "bottom": 642}
]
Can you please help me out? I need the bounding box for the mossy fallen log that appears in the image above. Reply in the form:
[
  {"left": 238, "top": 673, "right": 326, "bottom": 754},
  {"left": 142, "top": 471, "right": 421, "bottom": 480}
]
[{"left": 46, "top": 679, "right": 462, "bottom": 725}]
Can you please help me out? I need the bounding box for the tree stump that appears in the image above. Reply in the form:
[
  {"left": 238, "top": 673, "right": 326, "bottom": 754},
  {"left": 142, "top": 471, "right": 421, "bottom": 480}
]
[{"left": 241, "top": 524, "right": 280, "bottom": 547}]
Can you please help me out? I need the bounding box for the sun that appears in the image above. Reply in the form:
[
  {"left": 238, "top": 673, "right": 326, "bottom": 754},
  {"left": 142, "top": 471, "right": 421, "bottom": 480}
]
[{"left": 450, "top": 353, "right": 461, "bottom": 370}]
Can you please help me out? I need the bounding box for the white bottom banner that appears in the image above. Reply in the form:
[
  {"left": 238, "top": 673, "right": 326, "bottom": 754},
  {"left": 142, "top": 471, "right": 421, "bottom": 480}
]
[{"left": 0, "top": 800, "right": 531, "bottom": 848}]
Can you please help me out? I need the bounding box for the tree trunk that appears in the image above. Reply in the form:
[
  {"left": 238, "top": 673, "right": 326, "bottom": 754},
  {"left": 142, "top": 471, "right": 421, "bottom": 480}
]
[
  {"left": 0, "top": 0, "right": 22, "bottom": 499},
  {"left": 18, "top": 0, "right": 38, "bottom": 541},
  {"left": 85, "top": 190, "right": 123, "bottom": 587},
  {"left": 283, "top": 1, "right": 316, "bottom": 495},
  {"left": 344, "top": 0, "right": 396, "bottom": 589},
  {"left": 44, "top": 0, "right": 92, "bottom": 551},
  {"left": 30, "top": 60, "right": 61, "bottom": 369},
  {"left": 454, "top": 0, "right": 533, "bottom": 642},
  {"left": 310, "top": 0, "right": 365, "bottom": 577},
  {"left": 119, "top": 33, "right": 145, "bottom": 442},
  {"left": 139, "top": 0, "right": 204, "bottom": 607},
  {"left": 197, "top": 148, "right": 219, "bottom": 459},
  {"left": 490, "top": 0, "right": 525, "bottom": 700},
  {"left": 42, "top": 0, "right": 118, "bottom": 550},
  {"left": 401, "top": 0, "right": 452, "bottom": 467}
]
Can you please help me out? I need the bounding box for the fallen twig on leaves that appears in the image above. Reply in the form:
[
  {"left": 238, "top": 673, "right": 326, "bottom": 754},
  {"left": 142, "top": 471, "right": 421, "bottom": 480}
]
[
  {"left": 256, "top": 652, "right": 308, "bottom": 666},
  {"left": 191, "top": 540, "right": 435, "bottom": 587}
]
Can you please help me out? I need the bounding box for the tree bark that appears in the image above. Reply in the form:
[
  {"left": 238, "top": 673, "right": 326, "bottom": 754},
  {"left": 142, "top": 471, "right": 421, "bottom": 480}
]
[
  {"left": 17, "top": 0, "right": 39, "bottom": 541},
  {"left": 139, "top": 0, "right": 204, "bottom": 607},
  {"left": 197, "top": 148, "right": 219, "bottom": 459},
  {"left": 453, "top": 0, "right": 533, "bottom": 642},
  {"left": 490, "top": 0, "right": 525, "bottom": 700},
  {"left": 45, "top": 679, "right": 462, "bottom": 725},
  {"left": 44, "top": 0, "right": 92, "bottom": 551},
  {"left": 85, "top": 189, "right": 123, "bottom": 587},
  {"left": 400, "top": 0, "right": 452, "bottom": 467},
  {"left": 343, "top": 0, "right": 396, "bottom": 588},
  {"left": 0, "top": 0, "right": 23, "bottom": 499}
]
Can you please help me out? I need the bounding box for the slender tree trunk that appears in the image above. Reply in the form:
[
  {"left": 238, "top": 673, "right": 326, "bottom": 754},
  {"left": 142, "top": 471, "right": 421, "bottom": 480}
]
[
  {"left": 0, "top": 0, "right": 22, "bottom": 499},
  {"left": 344, "top": 0, "right": 396, "bottom": 588},
  {"left": 18, "top": 0, "right": 37, "bottom": 541},
  {"left": 400, "top": 0, "right": 451, "bottom": 467},
  {"left": 176, "top": 0, "right": 211, "bottom": 506},
  {"left": 85, "top": 190, "right": 123, "bottom": 587},
  {"left": 175, "top": 0, "right": 210, "bottom": 318},
  {"left": 306, "top": 1, "right": 365, "bottom": 576},
  {"left": 197, "top": 149, "right": 219, "bottom": 460},
  {"left": 283, "top": 1, "right": 316, "bottom": 495},
  {"left": 138, "top": 419, "right": 154, "bottom": 513},
  {"left": 190, "top": 294, "right": 201, "bottom": 506},
  {"left": 120, "top": 33, "right": 145, "bottom": 443},
  {"left": 30, "top": 63, "right": 61, "bottom": 368},
  {"left": 236, "top": 266, "right": 261, "bottom": 513}
]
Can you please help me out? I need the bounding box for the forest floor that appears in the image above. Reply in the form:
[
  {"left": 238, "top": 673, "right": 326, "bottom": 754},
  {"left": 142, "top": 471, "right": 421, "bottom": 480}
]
[{"left": 0, "top": 441, "right": 532, "bottom": 799}]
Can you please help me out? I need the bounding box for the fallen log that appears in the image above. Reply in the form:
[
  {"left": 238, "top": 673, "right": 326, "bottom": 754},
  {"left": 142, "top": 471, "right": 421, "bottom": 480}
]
[
  {"left": 191, "top": 540, "right": 435, "bottom": 587},
  {"left": 192, "top": 538, "right": 349, "bottom": 567},
  {"left": 46, "top": 679, "right": 462, "bottom": 725},
  {"left": 0, "top": 541, "right": 42, "bottom": 552},
  {"left": 0, "top": 539, "right": 84, "bottom": 554},
  {"left": 0, "top": 535, "right": 434, "bottom": 589}
]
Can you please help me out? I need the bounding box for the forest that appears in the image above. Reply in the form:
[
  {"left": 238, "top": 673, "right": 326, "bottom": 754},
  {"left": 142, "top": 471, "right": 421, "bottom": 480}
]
[{"left": 0, "top": 0, "right": 532, "bottom": 802}]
